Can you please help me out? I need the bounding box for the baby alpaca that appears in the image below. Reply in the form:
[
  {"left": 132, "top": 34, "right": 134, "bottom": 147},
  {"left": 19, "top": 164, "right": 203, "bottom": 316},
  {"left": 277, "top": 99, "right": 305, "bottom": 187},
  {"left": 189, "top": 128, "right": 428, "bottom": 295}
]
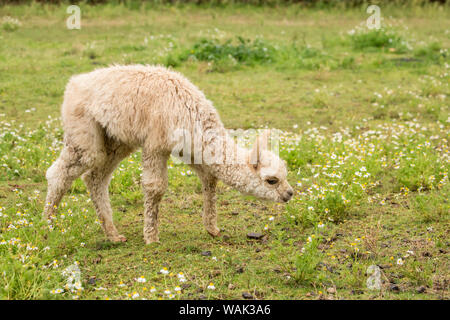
[{"left": 44, "top": 65, "right": 293, "bottom": 244}]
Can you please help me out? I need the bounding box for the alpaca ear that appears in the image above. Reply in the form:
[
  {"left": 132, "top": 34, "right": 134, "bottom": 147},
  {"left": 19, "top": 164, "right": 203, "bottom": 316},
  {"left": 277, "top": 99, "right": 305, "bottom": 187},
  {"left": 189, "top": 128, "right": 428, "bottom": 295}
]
[
  {"left": 259, "top": 129, "right": 271, "bottom": 151},
  {"left": 249, "top": 130, "right": 271, "bottom": 169},
  {"left": 249, "top": 142, "right": 260, "bottom": 169}
]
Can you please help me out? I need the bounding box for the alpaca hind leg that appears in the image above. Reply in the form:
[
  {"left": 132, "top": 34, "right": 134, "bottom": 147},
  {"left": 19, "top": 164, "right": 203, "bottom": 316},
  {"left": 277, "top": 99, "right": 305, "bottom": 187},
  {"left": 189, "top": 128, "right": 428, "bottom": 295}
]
[
  {"left": 43, "top": 146, "right": 87, "bottom": 218},
  {"left": 82, "top": 143, "right": 133, "bottom": 242},
  {"left": 44, "top": 110, "right": 106, "bottom": 218}
]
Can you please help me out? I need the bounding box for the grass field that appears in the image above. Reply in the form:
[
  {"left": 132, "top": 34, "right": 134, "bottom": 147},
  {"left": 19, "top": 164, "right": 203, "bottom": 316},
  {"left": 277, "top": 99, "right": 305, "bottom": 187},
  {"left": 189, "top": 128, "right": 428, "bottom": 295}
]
[{"left": 0, "top": 3, "right": 449, "bottom": 300}]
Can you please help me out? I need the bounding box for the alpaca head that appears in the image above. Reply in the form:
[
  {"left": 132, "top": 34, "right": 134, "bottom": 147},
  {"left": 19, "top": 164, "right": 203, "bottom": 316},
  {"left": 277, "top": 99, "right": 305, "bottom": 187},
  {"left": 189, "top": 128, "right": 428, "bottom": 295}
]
[{"left": 246, "top": 131, "right": 294, "bottom": 203}]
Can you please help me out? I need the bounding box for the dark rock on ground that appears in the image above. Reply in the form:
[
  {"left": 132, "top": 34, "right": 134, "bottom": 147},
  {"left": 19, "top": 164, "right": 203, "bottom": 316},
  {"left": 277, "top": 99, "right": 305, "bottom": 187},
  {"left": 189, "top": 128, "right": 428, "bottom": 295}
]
[
  {"left": 236, "top": 266, "right": 245, "bottom": 273},
  {"left": 247, "top": 232, "right": 264, "bottom": 240},
  {"left": 88, "top": 277, "right": 96, "bottom": 285},
  {"left": 242, "top": 292, "right": 254, "bottom": 299},
  {"left": 211, "top": 270, "right": 221, "bottom": 277},
  {"left": 416, "top": 286, "right": 426, "bottom": 293},
  {"left": 389, "top": 284, "right": 400, "bottom": 292}
]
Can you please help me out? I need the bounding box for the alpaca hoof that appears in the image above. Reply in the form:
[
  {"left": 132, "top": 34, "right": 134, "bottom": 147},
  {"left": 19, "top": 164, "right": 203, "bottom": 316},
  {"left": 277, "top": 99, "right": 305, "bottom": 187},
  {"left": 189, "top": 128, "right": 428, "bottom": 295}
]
[
  {"left": 145, "top": 238, "right": 160, "bottom": 245},
  {"left": 144, "top": 234, "right": 160, "bottom": 244},
  {"left": 110, "top": 234, "right": 127, "bottom": 242},
  {"left": 43, "top": 214, "right": 54, "bottom": 221},
  {"left": 43, "top": 210, "right": 55, "bottom": 220},
  {"left": 207, "top": 229, "right": 221, "bottom": 237}
]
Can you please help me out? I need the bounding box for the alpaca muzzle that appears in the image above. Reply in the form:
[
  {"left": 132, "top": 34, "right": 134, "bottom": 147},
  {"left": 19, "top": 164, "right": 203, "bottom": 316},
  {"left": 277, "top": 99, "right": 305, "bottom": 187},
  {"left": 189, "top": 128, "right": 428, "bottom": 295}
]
[{"left": 282, "top": 189, "right": 294, "bottom": 202}]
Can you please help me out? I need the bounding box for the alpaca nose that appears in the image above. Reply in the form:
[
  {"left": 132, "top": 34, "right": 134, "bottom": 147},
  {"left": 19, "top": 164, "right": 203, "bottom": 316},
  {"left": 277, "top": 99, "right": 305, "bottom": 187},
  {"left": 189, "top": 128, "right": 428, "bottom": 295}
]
[{"left": 283, "top": 189, "right": 294, "bottom": 202}]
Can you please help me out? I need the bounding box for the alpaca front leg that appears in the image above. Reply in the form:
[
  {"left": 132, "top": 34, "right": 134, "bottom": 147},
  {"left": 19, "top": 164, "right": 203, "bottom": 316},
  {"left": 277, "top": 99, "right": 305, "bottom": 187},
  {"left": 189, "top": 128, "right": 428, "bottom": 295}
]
[
  {"left": 204, "top": 200, "right": 220, "bottom": 237},
  {"left": 194, "top": 168, "right": 220, "bottom": 237},
  {"left": 143, "top": 194, "right": 164, "bottom": 244},
  {"left": 203, "top": 179, "right": 219, "bottom": 237},
  {"left": 83, "top": 169, "right": 126, "bottom": 243},
  {"left": 142, "top": 152, "right": 168, "bottom": 244}
]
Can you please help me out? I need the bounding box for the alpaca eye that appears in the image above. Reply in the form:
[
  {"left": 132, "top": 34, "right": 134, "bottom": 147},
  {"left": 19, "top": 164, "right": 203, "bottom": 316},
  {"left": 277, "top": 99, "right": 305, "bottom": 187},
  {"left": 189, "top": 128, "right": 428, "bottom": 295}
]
[{"left": 266, "top": 178, "right": 279, "bottom": 185}]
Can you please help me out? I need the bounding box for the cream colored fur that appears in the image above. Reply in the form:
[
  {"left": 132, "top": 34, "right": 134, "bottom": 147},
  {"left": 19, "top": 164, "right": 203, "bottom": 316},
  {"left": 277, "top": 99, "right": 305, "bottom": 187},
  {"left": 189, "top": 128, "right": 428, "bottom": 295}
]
[{"left": 44, "top": 65, "right": 293, "bottom": 244}]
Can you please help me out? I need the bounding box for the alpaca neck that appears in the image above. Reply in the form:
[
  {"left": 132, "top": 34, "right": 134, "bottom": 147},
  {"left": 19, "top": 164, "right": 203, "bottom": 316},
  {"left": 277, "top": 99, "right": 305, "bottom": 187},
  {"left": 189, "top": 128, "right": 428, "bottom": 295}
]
[
  {"left": 191, "top": 109, "right": 256, "bottom": 194},
  {"left": 201, "top": 134, "right": 255, "bottom": 195}
]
